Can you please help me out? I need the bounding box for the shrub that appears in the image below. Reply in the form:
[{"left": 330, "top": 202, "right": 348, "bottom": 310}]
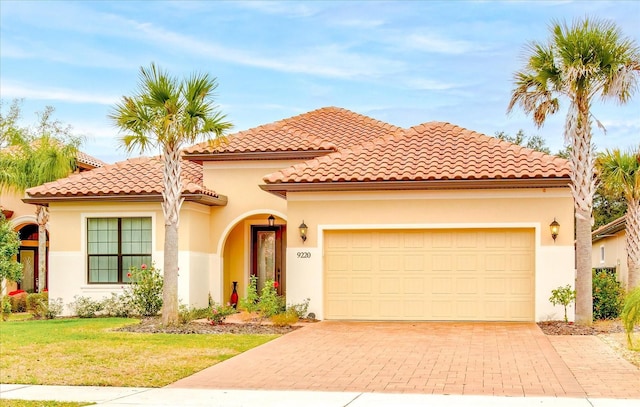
[
  {"left": 127, "top": 263, "right": 163, "bottom": 317},
  {"left": 103, "top": 292, "right": 135, "bottom": 318},
  {"left": 593, "top": 269, "right": 624, "bottom": 320},
  {"left": 179, "top": 305, "right": 211, "bottom": 324},
  {"left": 258, "top": 280, "right": 285, "bottom": 318},
  {"left": 549, "top": 285, "right": 576, "bottom": 322},
  {"left": 8, "top": 291, "right": 27, "bottom": 313},
  {"left": 44, "top": 298, "right": 64, "bottom": 319},
  {"left": 69, "top": 295, "right": 104, "bottom": 318},
  {"left": 271, "top": 309, "right": 299, "bottom": 326},
  {"left": 287, "top": 298, "right": 310, "bottom": 319},
  {"left": 621, "top": 287, "right": 640, "bottom": 348},
  {"left": 1, "top": 295, "right": 11, "bottom": 321},
  {"left": 26, "top": 292, "right": 47, "bottom": 319},
  {"left": 208, "top": 302, "right": 236, "bottom": 325},
  {"left": 239, "top": 275, "right": 259, "bottom": 313}
]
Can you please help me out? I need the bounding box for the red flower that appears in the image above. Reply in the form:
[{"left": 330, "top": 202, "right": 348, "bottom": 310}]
[
  {"left": 141, "top": 264, "right": 147, "bottom": 270},
  {"left": 127, "top": 273, "right": 132, "bottom": 278},
  {"left": 273, "top": 281, "right": 279, "bottom": 288}
]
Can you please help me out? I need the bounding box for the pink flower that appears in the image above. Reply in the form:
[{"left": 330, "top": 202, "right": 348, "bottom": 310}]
[{"left": 141, "top": 264, "right": 147, "bottom": 270}]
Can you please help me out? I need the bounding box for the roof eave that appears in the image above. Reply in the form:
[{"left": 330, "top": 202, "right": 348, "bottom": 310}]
[
  {"left": 183, "top": 149, "right": 334, "bottom": 162},
  {"left": 260, "top": 177, "right": 572, "bottom": 199},
  {"left": 592, "top": 216, "right": 626, "bottom": 242},
  {"left": 23, "top": 193, "right": 228, "bottom": 207}
]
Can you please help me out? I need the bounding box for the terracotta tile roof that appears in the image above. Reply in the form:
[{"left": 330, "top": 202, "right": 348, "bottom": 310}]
[
  {"left": 76, "top": 151, "right": 107, "bottom": 169},
  {"left": 263, "top": 122, "right": 571, "bottom": 184},
  {"left": 184, "top": 106, "right": 402, "bottom": 156},
  {"left": 25, "top": 156, "right": 223, "bottom": 202}
]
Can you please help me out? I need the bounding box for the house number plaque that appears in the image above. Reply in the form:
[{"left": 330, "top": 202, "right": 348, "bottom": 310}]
[{"left": 296, "top": 251, "right": 311, "bottom": 258}]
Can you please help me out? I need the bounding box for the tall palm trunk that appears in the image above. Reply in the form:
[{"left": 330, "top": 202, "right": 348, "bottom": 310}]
[
  {"left": 569, "top": 97, "right": 595, "bottom": 325},
  {"left": 627, "top": 199, "right": 640, "bottom": 289},
  {"left": 161, "top": 145, "right": 183, "bottom": 326},
  {"left": 36, "top": 205, "right": 48, "bottom": 292}
]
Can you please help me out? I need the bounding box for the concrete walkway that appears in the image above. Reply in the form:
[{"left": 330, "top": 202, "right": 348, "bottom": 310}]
[
  {"left": 1, "top": 384, "right": 638, "bottom": 406},
  {"left": 170, "top": 322, "right": 640, "bottom": 399}
]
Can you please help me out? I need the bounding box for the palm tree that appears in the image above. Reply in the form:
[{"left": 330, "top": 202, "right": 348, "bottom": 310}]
[
  {"left": 508, "top": 18, "right": 640, "bottom": 324},
  {"left": 0, "top": 104, "right": 80, "bottom": 293},
  {"left": 110, "top": 63, "right": 232, "bottom": 326},
  {"left": 597, "top": 148, "right": 640, "bottom": 289}
]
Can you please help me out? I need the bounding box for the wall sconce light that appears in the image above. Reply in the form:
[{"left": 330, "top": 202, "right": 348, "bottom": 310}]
[
  {"left": 549, "top": 218, "right": 560, "bottom": 242},
  {"left": 268, "top": 214, "right": 275, "bottom": 227},
  {"left": 299, "top": 220, "right": 308, "bottom": 243}
]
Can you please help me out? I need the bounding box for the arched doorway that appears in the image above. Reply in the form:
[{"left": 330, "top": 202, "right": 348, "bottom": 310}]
[
  {"left": 220, "top": 213, "right": 287, "bottom": 304},
  {"left": 17, "top": 224, "right": 48, "bottom": 293}
]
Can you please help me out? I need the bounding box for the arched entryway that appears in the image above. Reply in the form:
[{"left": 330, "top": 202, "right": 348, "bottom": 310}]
[
  {"left": 220, "top": 213, "right": 287, "bottom": 305},
  {"left": 16, "top": 224, "right": 48, "bottom": 293}
]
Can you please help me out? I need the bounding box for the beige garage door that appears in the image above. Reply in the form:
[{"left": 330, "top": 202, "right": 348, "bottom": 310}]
[{"left": 324, "top": 229, "right": 534, "bottom": 321}]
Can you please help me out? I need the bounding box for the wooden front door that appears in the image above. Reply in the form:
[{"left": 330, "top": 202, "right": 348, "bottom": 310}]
[{"left": 251, "top": 225, "right": 286, "bottom": 296}]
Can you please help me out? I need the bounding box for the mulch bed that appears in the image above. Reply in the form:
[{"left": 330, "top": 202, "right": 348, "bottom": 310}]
[
  {"left": 116, "top": 317, "right": 301, "bottom": 335},
  {"left": 537, "top": 320, "right": 629, "bottom": 335}
]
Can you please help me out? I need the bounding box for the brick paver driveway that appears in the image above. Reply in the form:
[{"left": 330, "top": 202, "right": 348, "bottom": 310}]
[{"left": 169, "top": 322, "right": 640, "bottom": 398}]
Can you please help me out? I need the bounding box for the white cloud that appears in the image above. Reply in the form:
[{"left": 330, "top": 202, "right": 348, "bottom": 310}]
[
  {"left": 234, "top": 1, "right": 318, "bottom": 18},
  {"left": 130, "top": 21, "right": 403, "bottom": 79},
  {"left": 404, "top": 78, "right": 459, "bottom": 91},
  {"left": 0, "top": 82, "right": 119, "bottom": 105},
  {"left": 403, "top": 33, "right": 477, "bottom": 55}
]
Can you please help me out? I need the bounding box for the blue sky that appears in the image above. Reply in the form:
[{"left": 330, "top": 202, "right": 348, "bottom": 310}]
[{"left": 1, "top": 0, "right": 639, "bottom": 164}]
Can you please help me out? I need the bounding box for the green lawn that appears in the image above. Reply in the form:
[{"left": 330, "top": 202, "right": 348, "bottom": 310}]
[{"left": 0, "top": 318, "right": 278, "bottom": 387}]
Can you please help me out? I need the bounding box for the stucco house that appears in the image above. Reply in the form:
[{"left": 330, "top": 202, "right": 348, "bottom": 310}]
[
  {"left": 1, "top": 151, "right": 105, "bottom": 294},
  {"left": 23, "top": 107, "right": 575, "bottom": 321},
  {"left": 591, "top": 215, "right": 629, "bottom": 288}
]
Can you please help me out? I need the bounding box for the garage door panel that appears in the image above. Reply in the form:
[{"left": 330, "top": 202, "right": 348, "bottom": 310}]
[
  {"left": 352, "top": 255, "right": 373, "bottom": 272},
  {"left": 403, "top": 277, "right": 425, "bottom": 294},
  {"left": 379, "top": 277, "right": 400, "bottom": 294},
  {"left": 404, "top": 255, "right": 425, "bottom": 271},
  {"left": 455, "top": 277, "right": 478, "bottom": 294},
  {"left": 324, "top": 229, "right": 534, "bottom": 321}
]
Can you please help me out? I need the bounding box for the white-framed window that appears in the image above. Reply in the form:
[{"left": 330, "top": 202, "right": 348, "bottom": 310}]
[
  {"left": 87, "top": 217, "right": 152, "bottom": 284},
  {"left": 600, "top": 245, "right": 605, "bottom": 264}
]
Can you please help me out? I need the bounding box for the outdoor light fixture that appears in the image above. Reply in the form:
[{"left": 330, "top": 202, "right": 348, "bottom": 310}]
[
  {"left": 550, "top": 218, "right": 560, "bottom": 242},
  {"left": 299, "top": 220, "right": 308, "bottom": 243},
  {"left": 268, "top": 215, "right": 275, "bottom": 227}
]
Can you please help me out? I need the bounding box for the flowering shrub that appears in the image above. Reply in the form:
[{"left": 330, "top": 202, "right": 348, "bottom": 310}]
[
  {"left": 103, "top": 292, "right": 136, "bottom": 318},
  {"left": 127, "top": 263, "right": 163, "bottom": 317},
  {"left": 238, "top": 275, "right": 259, "bottom": 313},
  {"left": 69, "top": 295, "right": 104, "bottom": 318},
  {"left": 593, "top": 269, "right": 624, "bottom": 320},
  {"left": 258, "top": 279, "right": 285, "bottom": 318},
  {"left": 208, "top": 302, "right": 236, "bottom": 325},
  {"left": 8, "top": 291, "right": 27, "bottom": 312}
]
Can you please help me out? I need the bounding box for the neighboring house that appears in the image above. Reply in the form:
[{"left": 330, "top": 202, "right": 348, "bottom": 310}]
[
  {"left": 24, "top": 107, "right": 575, "bottom": 321},
  {"left": 591, "top": 215, "right": 628, "bottom": 288},
  {"left": 0, "top": 151, "right": 105, "bottom": 293}
]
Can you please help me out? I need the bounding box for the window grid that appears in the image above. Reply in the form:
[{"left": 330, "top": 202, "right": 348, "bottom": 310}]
[{"left": 87, "top": 217, "right": 152, "bottom": 284}]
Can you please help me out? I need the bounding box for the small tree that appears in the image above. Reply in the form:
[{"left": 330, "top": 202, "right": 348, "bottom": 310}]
[
  {"left": 1, "top": 214, "right": 22, "bottom": 320},
  {"left": 0, "top": 214, "right": 22, "bottom": 294},
  {"left": 550, "top": 284, "right": 576, "bottom": 322}
]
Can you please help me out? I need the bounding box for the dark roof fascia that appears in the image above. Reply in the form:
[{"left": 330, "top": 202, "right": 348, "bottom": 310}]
[
  {"left": 23, "top": 193, "right": 228, "bottom": 207},
  {"left": 592, "top": 216, "right": 626, "bottom": 242},
  {"left": 260, "top": 177, "right": 571, "bottom": 198},
  {"left": 183, "top": 149, "right": 334, "bottom": 162}
]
